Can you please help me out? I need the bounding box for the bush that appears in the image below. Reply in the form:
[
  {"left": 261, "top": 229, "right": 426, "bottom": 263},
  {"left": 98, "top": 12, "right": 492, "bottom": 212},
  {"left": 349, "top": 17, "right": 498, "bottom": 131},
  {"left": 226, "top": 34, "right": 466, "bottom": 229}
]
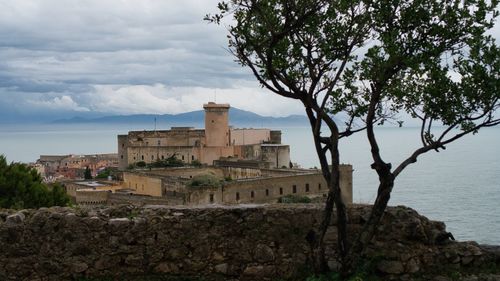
[
  {"left": 95, "top": 167, "right": 116, "bottom": 180},
  {"left": 190, "top": 160, "right": 202, "bottom": 167},
  {"left": 147, "top": 155, "right": 185, "bottom": 168},
  {"left": 136, "top": 161, "right": 147, "bottom": 168},
  {"left": 278, "top": 194, "right": 312, "bottom": 203},
  {"left": 0, "top": 155, "right": 70, "bottom": 209},
  {"left": 187, "top": 174, "right": 222, "bottom": 189}
]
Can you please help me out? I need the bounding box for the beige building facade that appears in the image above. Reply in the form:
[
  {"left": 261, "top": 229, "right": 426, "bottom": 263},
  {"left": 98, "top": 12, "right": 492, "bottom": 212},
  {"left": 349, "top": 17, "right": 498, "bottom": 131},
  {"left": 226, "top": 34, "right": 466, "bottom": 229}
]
[
  {"left": 118, "top": 103, "right": 290, "bottom": 169},
  {"left": 117, "top": 165, "right": 353, "bottom": 206}
]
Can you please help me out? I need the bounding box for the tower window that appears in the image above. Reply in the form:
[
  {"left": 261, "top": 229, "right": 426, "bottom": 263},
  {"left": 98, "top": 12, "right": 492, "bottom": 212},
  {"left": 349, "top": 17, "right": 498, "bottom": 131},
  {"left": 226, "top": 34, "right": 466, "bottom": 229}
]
[
  {"left": 236, "top": 192, "right": 240, "bottom": 201},
  {"left": 306, "top": 183, "right": 310, "bottom": 192},
  {"left": 293, "top": 185, "right": 297, "bottom": 193},
  {"left": 279, "top": 188, "right": 283, "bottom": 195},
  {"left": 210, "top": 194, "right": 214, "bottom": 203},
  {"left": 318, "top": 183, "right": 321, "bottom": 190},
  {"left": 265, "top": 189, "right": 269, "bottom": 196},
  {"left": 251, "top": 191, "right": 255, "bottom": 198}
]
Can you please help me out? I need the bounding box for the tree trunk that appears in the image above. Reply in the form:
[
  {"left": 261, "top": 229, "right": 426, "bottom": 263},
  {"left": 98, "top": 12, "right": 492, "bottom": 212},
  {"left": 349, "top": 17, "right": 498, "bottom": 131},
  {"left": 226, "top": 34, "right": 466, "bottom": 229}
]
[
  {"left": 304, "top": 109, "right": 349, "bottom": 276},
  {"left": 343, "top": 163, "right": 394, "bottom": 276}
]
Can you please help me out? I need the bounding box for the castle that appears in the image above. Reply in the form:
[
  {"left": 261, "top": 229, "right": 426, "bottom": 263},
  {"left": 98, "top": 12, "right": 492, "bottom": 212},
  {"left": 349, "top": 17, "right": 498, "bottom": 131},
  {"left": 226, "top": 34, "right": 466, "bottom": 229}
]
[
  {"left": 118, "top": 102, "right": 290, "bottom": 169},
  {"left": 65, "top": 103, "right": 353, "bottom": 206}
]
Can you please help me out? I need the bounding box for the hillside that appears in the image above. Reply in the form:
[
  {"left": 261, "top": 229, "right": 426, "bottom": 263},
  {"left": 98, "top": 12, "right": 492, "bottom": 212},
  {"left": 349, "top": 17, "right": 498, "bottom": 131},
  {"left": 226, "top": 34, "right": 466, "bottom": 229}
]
[{"left": 51, "top": 107, "right": 310, "bottom": 127}]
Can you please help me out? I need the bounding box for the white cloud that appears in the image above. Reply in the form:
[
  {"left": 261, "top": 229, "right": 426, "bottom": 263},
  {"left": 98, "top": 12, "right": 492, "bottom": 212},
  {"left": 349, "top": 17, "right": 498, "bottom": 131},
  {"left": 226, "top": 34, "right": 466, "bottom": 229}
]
[
  {"left": 28, "top": 95, "right": 90, "bottom": 112},
  {"left": 84, "top": 83, "right": 304, "bottom": 117}
]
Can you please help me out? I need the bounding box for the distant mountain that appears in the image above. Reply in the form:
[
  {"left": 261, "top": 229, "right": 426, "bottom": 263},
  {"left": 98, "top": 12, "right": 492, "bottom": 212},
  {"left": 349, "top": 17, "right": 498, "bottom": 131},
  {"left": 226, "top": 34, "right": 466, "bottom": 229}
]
[{"left": 51, "top": 108, "right": 309, "bottom": 128}]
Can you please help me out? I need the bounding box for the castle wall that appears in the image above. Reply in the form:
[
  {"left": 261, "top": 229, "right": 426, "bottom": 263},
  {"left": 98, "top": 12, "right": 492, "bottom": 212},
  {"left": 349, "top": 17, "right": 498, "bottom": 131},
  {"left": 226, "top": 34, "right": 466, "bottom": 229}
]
[
  {"left": 126, "top": 146, "right": 199, "bottom": 165},
  {"left": 145, "top": 167, "right": 223, "bottom": 178},
  {"left": 199, "top": 146, "right": 234, "bottom": 165},
  {"left": 261, "top": 145, "right": 291, "bottom": 168},
  {"left": 125, "top": 130, "right": 205, "bottom": 147},
  {"left": 221, "top": 174, "right": 328, "bottom": 204},
  {"left": 122, "top": 172, "right": 163, "bottom": 197},
  {"left": 75, "top": 190, "right": 109, "bottom": 205},
  {"left": 120, "top": 165, "right": 352, "bottom": 206},
  {"left": 230, "top": 129, "right": 270, "bottom": 145},
  {"left": 270, "top": 130, "right": 282, "bottom": 144},
  {"left": 232, "top": 144, "right": 261, "bottom": 160},
  {"left": 221, "top": 167, "right": 262, "bottom": 180},
  {"left": 107, "top": 193, "right": 183, "bottom": 206}
]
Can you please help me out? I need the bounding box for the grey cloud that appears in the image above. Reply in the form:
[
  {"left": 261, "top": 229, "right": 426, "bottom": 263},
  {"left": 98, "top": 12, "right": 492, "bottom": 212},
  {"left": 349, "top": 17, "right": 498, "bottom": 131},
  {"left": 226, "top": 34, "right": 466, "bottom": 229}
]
[{"left": 0, "top": 0, "right": 498, "bottom": 121}]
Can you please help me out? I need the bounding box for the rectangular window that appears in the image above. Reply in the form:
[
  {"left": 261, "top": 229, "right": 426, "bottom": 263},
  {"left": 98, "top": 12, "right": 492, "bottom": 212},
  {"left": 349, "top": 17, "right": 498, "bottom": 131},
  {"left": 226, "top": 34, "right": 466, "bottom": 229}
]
[
  {"left": 251, "top": 191, "right": 255, "bottom": 198},
  {"left": 293, "top": 185, "right": 297, "bottom": 193},
  {"left": 279, "top": 188, "right": 283, "bottom": 195},
  {"left": 210, "top": 194, "right": 214, "bottom": 203},
  {"left": 182, "top": 155, "right": 185, "bottom": 160},
  {"left": 236, "top": 192, "right": 240, "bottom": 201},
  {"left": 306, "top": 183, "right": 310, "bottom": 192},
  {"left": 265, "top": 189, "right": 269, "bottom": 196},
  {"left": 192, "top": 155, "right": 195, "bottom": 160},
  {"left": 318, "top": 183, "right": 321, "bottom": 190}
]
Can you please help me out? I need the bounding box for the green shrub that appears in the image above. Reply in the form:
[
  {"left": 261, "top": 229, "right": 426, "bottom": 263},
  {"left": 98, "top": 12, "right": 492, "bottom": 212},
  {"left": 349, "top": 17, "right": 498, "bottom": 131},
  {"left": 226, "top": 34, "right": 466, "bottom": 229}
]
[
  {"left": 278, "top": 194, "right": 312, "bottom": 203},
  {"left": 187, "top": 174, "right": 222, "bottom": 189},
  {"left": 190, "top": 160, "right": 202, "bottom": 167},
  {"left": 95, "top": 167, "right": 116, "bottom": 179},
  {"left": 0, "top": 155, "right": 70, "bottom": 209},
  {"left": 136, "top": 161, "right": 147, "bottom": 168},
  {"left": 148, "top": 155, "right": 184, "bottom": 168}
]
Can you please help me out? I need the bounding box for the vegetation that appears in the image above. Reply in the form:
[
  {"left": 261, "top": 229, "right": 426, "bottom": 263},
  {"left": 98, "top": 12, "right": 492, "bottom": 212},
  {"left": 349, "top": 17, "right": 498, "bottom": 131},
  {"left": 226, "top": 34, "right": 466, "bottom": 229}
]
[
  {"left": 84, "top": 166, "right": 92, "bottom": 180},
  {"left": 0, "top": 155, "right": 70, "bottom": 209},
  {"left": 190, "top": 160, "right": 202, "bottom": 167},
  {"left": 95, "top": 167, "right": 116, "bottom": 179},
  {"left": 208, "top": 0, "right": 500, "bottom": 277},
  {"left": 278, "top": 194, "right": 312, "bottom": 203},
  {"left": 186, "top": 174, "right": 223, "bottom": 189},
  {"left": 147, "top": 155, "right": 185, "bottom": 168}
]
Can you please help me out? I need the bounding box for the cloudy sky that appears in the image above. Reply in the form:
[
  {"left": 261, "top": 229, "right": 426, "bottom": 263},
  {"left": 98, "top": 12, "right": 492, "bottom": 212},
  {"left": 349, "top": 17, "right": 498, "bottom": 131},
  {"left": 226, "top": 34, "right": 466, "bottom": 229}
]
[
  {"left": 0, "top": 0, "right": 306, "bottom": 122},
  {"left": 0, "top": 1, "right": 499, "bottom": 123}
]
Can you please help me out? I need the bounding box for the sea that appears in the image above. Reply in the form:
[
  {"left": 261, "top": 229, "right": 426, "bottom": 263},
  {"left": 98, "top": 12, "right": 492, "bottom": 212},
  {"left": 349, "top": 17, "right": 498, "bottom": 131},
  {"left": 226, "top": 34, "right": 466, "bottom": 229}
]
[{"left": 0, "top": 123, "right": 499, "bottom": 245}]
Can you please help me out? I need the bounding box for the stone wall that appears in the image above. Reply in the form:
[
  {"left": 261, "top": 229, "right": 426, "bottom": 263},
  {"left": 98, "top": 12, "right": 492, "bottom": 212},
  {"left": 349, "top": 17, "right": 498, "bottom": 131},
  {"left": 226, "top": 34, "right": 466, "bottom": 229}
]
[{"left": 0, "top": 205, "right": 497, "bottom": 281}]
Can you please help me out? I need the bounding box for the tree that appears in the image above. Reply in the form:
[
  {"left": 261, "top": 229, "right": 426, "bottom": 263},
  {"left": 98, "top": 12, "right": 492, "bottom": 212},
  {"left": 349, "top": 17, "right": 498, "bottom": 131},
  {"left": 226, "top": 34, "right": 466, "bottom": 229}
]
[
  {"left": 0, "top": 155, "right": 70, "bottom": 209},
  {"left": 84, "top": 166, "right": 92, "bottom": 180},
  {"left": 207, "top": 0, "right": 500, "bottom": 276}
]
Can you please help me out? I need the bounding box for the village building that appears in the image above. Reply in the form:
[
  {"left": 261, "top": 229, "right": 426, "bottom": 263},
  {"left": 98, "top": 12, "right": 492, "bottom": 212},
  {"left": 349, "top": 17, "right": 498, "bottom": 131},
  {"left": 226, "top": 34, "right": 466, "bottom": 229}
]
[{"left": 37, "top": 153, "right": 118, "bottom": 181}]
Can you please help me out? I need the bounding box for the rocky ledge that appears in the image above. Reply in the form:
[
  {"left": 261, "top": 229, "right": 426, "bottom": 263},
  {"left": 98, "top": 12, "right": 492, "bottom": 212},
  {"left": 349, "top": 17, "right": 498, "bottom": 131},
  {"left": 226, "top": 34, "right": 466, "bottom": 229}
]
[{"left": 0, "top": 204, "right": 498, "bottom": 280}]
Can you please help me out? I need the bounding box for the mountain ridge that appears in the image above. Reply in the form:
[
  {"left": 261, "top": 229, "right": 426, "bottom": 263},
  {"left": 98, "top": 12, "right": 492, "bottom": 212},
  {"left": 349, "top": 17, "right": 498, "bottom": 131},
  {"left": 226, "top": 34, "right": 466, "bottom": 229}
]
[{"left": 51, "top": 107, "right": 309, "bottom": 127}]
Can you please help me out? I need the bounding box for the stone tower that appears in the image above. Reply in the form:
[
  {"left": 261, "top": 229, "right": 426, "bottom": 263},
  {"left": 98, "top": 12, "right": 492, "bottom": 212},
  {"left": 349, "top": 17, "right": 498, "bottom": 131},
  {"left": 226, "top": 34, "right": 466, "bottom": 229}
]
[{"left": 204, "top": 102, "right": 230, "bottom": 147}]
